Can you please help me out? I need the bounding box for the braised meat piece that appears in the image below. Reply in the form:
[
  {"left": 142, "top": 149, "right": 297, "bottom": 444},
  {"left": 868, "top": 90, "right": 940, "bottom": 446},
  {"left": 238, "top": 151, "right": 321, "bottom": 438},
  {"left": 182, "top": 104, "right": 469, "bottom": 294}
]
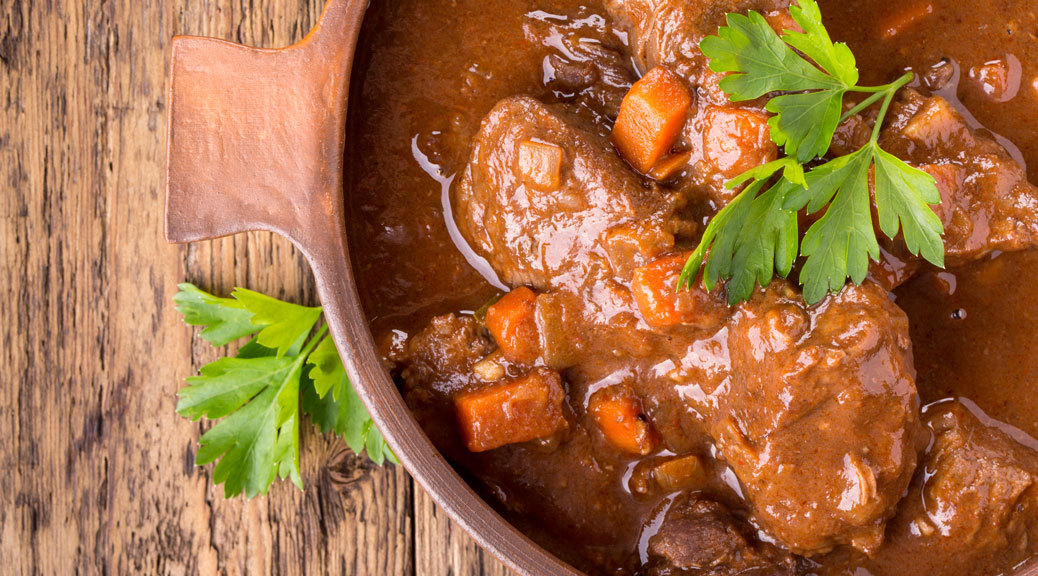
[
  {"left": 453, "top": 96, "right": 687, "bottom": 291},
  {"left": 399, "top": 313, "right": 495, "bottom": 396},
  {"left": 645, "top": 492, "right": 801, "bottom": 575},
  {"left": 625, "top": 277, "right": 924, "bottom": 556},
  {"left": 910, "top": 402, "right": 1038, "bottom": 566},
  {"left": 522, "top": 7, "right": 637, "bottom": 122},
  {"left": 820, "top": 401, "right": 1038, "bottom": 576},
  {"left": 881, "top": 92, "right": 1038, "bottom": 266},
  {"left": 712, "top": 280, "right": 923, "bottom": 556}
]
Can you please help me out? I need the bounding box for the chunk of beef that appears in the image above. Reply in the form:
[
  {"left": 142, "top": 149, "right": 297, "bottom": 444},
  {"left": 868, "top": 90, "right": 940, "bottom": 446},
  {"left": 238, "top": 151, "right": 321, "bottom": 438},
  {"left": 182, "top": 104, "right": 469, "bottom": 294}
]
[
  {"left": 454, "top": 96, "right": 687, "bottom": 291},
  {"left": 914, "top": 402, "right": 1038, "bottom": 559},
  {"left": 645, "top": 492, "right": 801, "bottom": 575},
  {"left": 712, "top": 281, "right": 923, "bottom": 555},
  {"left": 821, "top": 401, "right": 1038, "bottom": 576},
  {"left": 400, "top": 314, "right": 495, "bottom": 396},
  {"left": 628, "top": 278, "right": 923, "bottom": 555},
  {"left": 523, "top": 7, "right": 637, "bottom": 122},
  {"left": 396, "top": 314, "right": 497, "bottom": 455},
  {"left": 881, "top": 92, "right": 1038, "bottom": 266}
]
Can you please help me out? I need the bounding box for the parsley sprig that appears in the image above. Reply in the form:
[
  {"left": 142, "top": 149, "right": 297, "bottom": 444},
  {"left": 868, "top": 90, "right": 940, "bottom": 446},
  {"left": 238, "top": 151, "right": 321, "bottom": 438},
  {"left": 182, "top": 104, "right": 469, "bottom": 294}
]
[
  {"left": 174, "top": 283, "right": 397, "bottom": 499},
  {"left": 679, "top": 0, "right": 944, "bottom": 304}
]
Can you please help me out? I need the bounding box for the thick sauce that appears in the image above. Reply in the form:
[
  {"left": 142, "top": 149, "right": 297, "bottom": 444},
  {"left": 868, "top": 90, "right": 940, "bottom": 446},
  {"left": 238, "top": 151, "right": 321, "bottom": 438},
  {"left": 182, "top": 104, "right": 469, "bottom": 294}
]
[{"left": 344, "top": 1, "right": 1038, "bottom": 574}]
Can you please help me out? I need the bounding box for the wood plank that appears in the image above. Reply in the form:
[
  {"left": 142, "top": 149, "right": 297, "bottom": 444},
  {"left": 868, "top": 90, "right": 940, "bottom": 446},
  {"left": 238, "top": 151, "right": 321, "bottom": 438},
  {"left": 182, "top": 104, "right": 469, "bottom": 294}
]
[
  {"left": 414, "top": 488, "right": 513, "bottom": 576},
  {"left": 0, "top": 0, "right": 512, "bottom": 573}
]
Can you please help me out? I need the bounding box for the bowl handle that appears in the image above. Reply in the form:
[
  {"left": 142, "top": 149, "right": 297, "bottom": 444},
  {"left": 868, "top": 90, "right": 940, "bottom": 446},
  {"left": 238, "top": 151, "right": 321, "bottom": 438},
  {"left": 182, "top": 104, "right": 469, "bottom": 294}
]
[
  {"left": 163, "top": 0, "right": 378, "bottom": 457},
  {"left": 165, "top": 0, "right": 361, "bottom": 250}
]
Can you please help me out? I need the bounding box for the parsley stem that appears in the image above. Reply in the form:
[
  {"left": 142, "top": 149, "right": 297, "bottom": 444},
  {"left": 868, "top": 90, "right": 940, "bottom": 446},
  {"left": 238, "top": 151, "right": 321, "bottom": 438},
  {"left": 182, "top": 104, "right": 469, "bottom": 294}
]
[
  {"left": 870, "top": 73, "right": 913, "bottom": 142},
  {"left": 842, "top": 73, "right": 915, "bottom": 124},
  {"left": 838, "top": 72, "right": 915, "bottom": 141},
  {"left": 846, "top": 72, "right": 915, "bottom": 94},
  {"left": 839, "top": 91, "right": 887, "bottom": 124},
  {"left": 300, "top": 324, "right": 329, "bottom": 360}
]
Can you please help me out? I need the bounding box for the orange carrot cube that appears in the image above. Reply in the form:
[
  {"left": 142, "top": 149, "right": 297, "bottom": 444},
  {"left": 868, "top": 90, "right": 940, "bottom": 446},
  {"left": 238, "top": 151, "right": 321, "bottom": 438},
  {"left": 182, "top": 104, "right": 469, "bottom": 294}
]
[
  {"left": 631, "top": 253, "right": 728, "bottom": 329},
  {"left": 455, "top": 368, "right": 568, "bottom": 452},
  {"left": 485, "top": 286, "right": 540, "bottom": 364},
  {"left": 648, "top": 150, "right": 692, "bottom": 182},
  {"left": 703, "top": 106, "right": 777, "bottom": 180},
  {"left": 589, "top": 387, "right": 659, "bottom": 456},
  {"left": 611, "top": 66, "right": 692, "bottom": 174}
]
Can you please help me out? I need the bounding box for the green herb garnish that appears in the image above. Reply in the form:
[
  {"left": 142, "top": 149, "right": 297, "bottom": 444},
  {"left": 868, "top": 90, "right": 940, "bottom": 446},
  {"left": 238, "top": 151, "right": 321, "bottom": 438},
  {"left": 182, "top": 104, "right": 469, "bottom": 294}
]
[
  {"left": 174, "top": 283, "right": 396, "bottom": 498},
  {"left": 679, "top": 0, "right": 944, "bottom": 304}
]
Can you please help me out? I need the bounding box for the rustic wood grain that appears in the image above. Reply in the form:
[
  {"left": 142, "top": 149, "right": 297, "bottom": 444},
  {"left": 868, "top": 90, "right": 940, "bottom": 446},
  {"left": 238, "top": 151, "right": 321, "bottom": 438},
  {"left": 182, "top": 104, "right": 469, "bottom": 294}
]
[{"left": 0, "top": 0, "right": 511, "bottom": 574}]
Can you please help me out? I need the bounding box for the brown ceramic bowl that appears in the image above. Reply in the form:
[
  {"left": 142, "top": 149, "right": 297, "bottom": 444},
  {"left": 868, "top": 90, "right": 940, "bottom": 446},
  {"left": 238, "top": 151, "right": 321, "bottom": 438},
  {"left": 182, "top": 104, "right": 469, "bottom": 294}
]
[{"left": 164, "top": 2, "right": 1038, "bottom": 576}]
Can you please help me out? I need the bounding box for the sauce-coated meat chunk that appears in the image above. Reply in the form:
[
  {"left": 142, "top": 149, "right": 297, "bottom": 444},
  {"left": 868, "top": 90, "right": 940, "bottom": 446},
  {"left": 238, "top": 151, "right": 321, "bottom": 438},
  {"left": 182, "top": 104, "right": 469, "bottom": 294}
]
[
  {"left": 454, "top": 96, "right": 686, "bottom": 291},
  {"left": 882, "top": 92, "right": 1038, "bottom": 265},
  {"left": 605, "top": 0, "right": 790, "bottom": 91},
  {"left": 821, "top": 401, "right": 1038, "bottom": 576},
  {"left": 914, "top": 403, "right": 1038, "bottom": 564},
  {"left": 400, "top": 314, "right": 495, "bottom": 396},
  {"left": 715, "top": 281, "right": 923, "bottom": 555},
  {"left": 646, "top": 492, "right": 801, "bottom": 575}
]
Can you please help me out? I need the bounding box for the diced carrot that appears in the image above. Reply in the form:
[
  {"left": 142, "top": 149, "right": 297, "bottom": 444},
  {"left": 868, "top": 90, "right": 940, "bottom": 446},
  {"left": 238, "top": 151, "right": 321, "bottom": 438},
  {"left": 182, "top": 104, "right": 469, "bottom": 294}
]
[
  {"left": 652, "top": 454, "right": 707, "bottom": 492},
  {"left": 703, "top": 106, "right": 776, "bottom": 180},
  {"left": 611, "top": 66, "right": 692, "bottom": 174},
  {"left": 455, "top": 368, "right": 568, "bottom": 452},
  {"left": 648, "top": 150, "right": 692, "bottom": 182},
  {"left": 589, "top": 387, "right": 659, "bottom": 456},
  {"left": 879, "top": 1, "right": 934, "bottom": 40},
  {"left": 485, "top": 286, "right": 540, "bottom": 364},
  {"left": 517, "top": 140, "right": 563, "bottom": 191},
  {"left": 631, "top": 253, "right": 728, "bottom": 329}
]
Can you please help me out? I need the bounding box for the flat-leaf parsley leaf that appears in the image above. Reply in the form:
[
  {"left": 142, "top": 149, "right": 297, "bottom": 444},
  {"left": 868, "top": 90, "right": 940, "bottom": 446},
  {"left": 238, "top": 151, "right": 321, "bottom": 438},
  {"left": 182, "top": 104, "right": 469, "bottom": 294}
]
[
  {"left": 681, "top": 0, "right": 944, "bottom": 304},
  {"left": 175, "top": 283, "right": 396, "bottom": 498}
]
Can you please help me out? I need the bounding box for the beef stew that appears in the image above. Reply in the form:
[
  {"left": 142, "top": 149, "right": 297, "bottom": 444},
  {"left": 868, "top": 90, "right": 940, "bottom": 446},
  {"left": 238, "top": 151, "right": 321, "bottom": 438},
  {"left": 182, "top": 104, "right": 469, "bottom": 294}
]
[{"left": 345, "top": 1, "right": 1038, "bottom": 574}]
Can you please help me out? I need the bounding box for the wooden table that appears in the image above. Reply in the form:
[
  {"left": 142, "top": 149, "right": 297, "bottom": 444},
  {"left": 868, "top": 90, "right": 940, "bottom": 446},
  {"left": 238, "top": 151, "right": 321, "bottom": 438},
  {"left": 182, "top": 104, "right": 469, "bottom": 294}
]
[{"left": 0, "top": 1, "right": 511, "bottom": 573}]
